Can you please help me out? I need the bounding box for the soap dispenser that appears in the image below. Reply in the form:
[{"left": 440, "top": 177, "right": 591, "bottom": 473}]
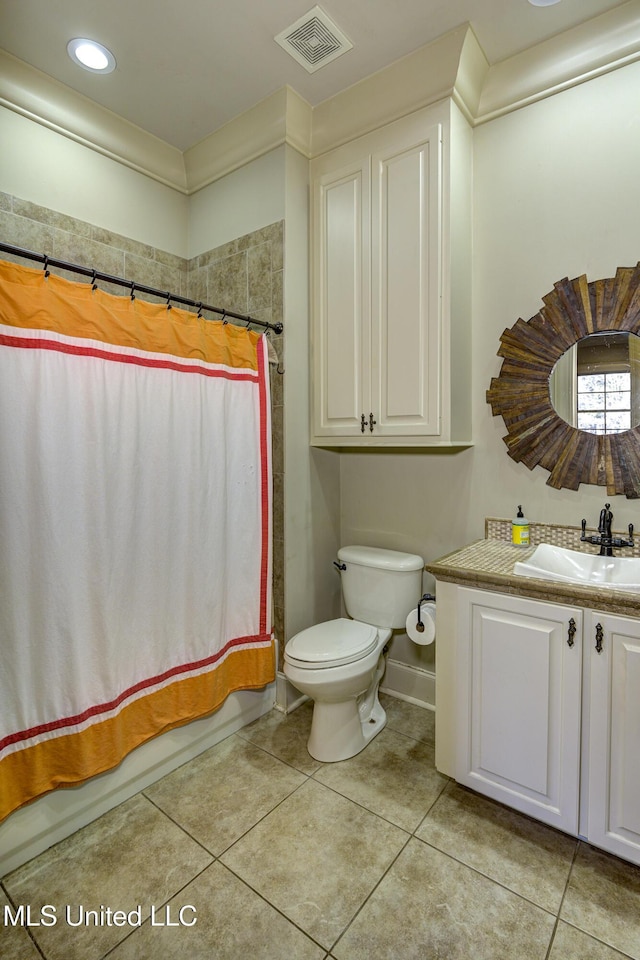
[{"left": 512, "top": 505, "right": 530, "bottom": 546}]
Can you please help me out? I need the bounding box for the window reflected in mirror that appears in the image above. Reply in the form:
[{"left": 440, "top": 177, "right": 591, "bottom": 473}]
[{"left": 550, "top": 331, "right": 640, "bottom": 435}]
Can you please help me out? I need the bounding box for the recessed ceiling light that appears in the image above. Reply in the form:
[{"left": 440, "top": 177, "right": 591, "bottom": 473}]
[
  {"left": 527, "top": 0, "right": 562, "bottom": 5},
  {"left": 67, "top": 38, "right": 116, "bottom": 73}
]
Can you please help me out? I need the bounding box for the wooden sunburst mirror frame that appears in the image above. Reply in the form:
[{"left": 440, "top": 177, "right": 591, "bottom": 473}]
[{"left": 486, "top": 265, "right": 640, "bottom": 499}]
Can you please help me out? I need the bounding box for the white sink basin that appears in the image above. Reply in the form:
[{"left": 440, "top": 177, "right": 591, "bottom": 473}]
[{"left": 514, "top": 543, "right": 640, "bottom": 591}]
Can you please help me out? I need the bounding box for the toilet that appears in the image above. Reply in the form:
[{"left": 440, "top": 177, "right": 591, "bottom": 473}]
[{"left": 283, "top": 545, "right": 424, "bottom": 762}]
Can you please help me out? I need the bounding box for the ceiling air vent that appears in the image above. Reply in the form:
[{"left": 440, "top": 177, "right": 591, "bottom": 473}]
[{"left": 275, "top": 6, "right": 353, "bottom": 74}]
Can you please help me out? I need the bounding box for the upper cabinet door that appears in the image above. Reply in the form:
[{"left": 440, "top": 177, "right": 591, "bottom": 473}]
[
  {"left": 311, "top": 158, "right": 371, "bottom": 439},
  {"left": 310, "top": 102, "right": 473, "bottom": 447},
  {"left": 371, "top": 124, "right": 442, "bottom": 436},
  {"left": 587, "top": 612, "right": 640, "bottom": 865}
]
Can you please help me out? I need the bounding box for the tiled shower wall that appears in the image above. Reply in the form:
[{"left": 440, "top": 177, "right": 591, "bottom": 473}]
[
  {"left": 0, "top": 193, "right": 285, "bottom": 647},
  {"left": 188, "top": 223, "right": 285, "bottom": 646}
]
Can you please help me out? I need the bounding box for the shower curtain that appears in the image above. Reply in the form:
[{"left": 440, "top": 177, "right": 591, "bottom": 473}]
[{"left": 0, "top": 259, "right": 274, "bottom": 822}]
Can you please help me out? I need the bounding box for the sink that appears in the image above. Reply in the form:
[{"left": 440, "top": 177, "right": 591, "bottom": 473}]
[{"left": 514, "top": 543, "right": 640, "bottom": 591}]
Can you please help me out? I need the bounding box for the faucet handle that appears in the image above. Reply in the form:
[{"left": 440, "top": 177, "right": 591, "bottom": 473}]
[{"left": 581, "top": 519, "right": 587, "bottom": 540}]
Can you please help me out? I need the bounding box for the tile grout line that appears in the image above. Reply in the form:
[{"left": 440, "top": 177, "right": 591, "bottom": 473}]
[
  {"left": 219, "top": 718, "right": 426, "bottom": 954},
  {"left": 212, "top": 857, "right": 329, "bottom": 955},
  {"left": 328, "top": 759, "right": 448, "bottom": 955},
  {"left": 141, "top": 791, "right": 220, "bottom": 861},
  {"left": 105, "top": 775, "right": 328, "bottom": 957},
  {"left": 328, "top": 831, "right": 414, "bottom": 956},
  {"left": 97, "top": 859, "right": 216, "bottom": 960},
  {"left": 1, "top": 878, "right": 49, "bottom": 960},
  {"left": 412, "top": 780, "right": 591, "bottom": 922},
  {"left": 545, "top": 841, "right": 637, "bottom": 960},
  {"left": 408, "top": 779, "right": 575, "bottom": 924},
  {"left": 542, "top": 839, "right": 580, "bottom": 960}
]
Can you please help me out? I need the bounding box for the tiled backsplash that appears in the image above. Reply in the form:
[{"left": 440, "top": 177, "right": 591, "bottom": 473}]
[
  {"left": 486, "top": 517, "right": 640, "bottom": 558},
  {"left": 0, "top": 193, "right": 285, "bottom": 645}
]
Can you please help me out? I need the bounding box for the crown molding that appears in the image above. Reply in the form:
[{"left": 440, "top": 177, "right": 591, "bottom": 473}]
[
  {"left": 452, "top": 27, "right": 490, "bottom": 125},
  {"left": 310, "top": 25, "right": 473, "bottom": 157},
  {"left": 0, "top": 49, "right": 188, "bottom": 192},
  {"left": 2, "top": 4, "right": 640, "bottom": 190},
  {"left": 184, "top": 87, "right": 312, "bottom": 194},
  {"left": 0, "top": 48, "right": 312, "bottom": 195},
  {"left": 476, "top": 0, "right": 640, "bottom": 124}
]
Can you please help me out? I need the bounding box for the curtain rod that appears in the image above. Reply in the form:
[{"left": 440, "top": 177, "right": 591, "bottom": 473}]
[{"left": 0, "top": 242, "right": 284, "bottom": 335}]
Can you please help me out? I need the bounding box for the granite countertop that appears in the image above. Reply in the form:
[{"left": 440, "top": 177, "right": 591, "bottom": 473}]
[{"left": 426, "top": 538, "right": 640, "bottom": 617}]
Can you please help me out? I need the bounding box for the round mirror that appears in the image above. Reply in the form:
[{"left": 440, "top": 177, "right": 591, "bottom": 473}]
[
  {"left": 486, "top": 265, "right": 640, "bottom": 498},
  {"left": 550, "top": 331, "right": 640, "bottom": 434}
]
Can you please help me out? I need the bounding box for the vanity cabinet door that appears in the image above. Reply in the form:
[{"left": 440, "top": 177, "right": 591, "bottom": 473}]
[
  {"left": 456, "top": 588, "right": 582, "bottom": 834},
  {"left": 587, "top": 612, "right": 640, "bottom": 865}
]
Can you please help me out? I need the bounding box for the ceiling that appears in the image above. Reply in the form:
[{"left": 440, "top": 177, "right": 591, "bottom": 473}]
[{"left": 0, "top": 0, "right": 630, "bottom": 152}]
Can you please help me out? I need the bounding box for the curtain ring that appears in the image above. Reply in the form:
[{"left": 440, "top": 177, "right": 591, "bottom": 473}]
[
  {"left": 221, "top": 310, "right": 228, "bottom": 325},
  {"left": 130, "top": 282, "right": 136, "bottom": 301},
  {"left": 166, "top": 292, "right": 172, "bottom": 311},
  {"left": 196, "top": 301, "right": 203, "bottom": 319},
  {"left": 43, "top": 256, "right": 50, "bottom": 279},
  {"left": 91, "top": 270, "right": 98, "bottom": 291}
]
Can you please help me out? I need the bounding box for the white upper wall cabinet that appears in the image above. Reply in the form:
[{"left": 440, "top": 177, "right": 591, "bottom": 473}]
[{"left": 310, "top": 100, "right": 472, "bottom": 447}]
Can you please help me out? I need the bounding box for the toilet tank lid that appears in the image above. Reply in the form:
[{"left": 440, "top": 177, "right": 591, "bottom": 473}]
[{"left": 337, "top": 545, "right": 424, "bottom": 571}]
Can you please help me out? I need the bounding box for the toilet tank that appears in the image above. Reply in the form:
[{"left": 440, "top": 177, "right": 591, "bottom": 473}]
[{"left": 338, "top": 545, "right": 423, "bottom": 629}]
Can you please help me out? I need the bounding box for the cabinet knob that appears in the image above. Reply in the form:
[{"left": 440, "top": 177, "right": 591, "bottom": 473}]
[
  {"left": 567, "top": 618, "right": 576, "bottom": 648},
  {"left": 360, "top": 413, "right": 366, "bottom": 434},
  {"left": 595, "top": 622, "right": 604, "bottom": 654},
  {"left": 369, "top": 412, "right": 377, "bottom": 433}
]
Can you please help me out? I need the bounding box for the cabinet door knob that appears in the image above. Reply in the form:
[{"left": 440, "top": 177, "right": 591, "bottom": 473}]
[
  {"left": 567, "top": 618, "right": 576, "bottom": 647},
  {"left": 369, "top": 412, "right": 377, "bottom": 433},
  {"left": 595, "top": 622, "right": 604, "bottom": 654},
  {"left": 360, "top": 413, "right": 366, "bottom": 434}
]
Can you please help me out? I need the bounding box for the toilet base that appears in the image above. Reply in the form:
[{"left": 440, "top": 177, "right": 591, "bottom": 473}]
[
  {"left": 307, "top": 656, "right": 387, "bottom": 763},
  {"left": 307, "top": 696, "right": 386, "bottom": 763}
]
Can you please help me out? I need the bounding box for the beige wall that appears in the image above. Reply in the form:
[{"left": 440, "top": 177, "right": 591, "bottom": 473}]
[
  {"left": 0, "top": 107, "right": 189, "bottom": 256},
  {"left": 340, "top": 59, "right": 640, "bottom": 674},
  {"left": 188, "top": 147, "right": 286, "bottom": 258}
]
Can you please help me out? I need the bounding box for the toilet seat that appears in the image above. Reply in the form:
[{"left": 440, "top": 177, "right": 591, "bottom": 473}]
[{"left": 284, "top": 618, "right": 379, "bottom": 669}]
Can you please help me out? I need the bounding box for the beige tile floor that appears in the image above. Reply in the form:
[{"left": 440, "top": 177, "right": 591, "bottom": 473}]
[{"left": 2, "top": 693, "right": 640, "bottom": 960}]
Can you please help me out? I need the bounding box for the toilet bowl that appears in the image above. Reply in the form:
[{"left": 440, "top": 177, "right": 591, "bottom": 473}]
[
  {"left": 284, "top": 618, "right": 391, "bottom": 762},
  {"left": 283, "top": 546, "right": 423, "bottom": 762}
]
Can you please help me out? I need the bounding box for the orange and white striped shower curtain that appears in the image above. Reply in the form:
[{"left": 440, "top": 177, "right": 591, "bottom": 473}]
[{"left": 0, "top": 259, "right": 274, "bottom": 822}]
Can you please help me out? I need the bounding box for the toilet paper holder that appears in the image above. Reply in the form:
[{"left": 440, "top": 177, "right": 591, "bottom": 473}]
[{"left": 415, "top": 593, "right": 436, "bottom": 633}]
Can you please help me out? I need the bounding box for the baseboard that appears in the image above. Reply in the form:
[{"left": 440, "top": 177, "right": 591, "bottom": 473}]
[
  {"left": 0, "top": 683, "right": 275, "bottom": 877},
  {"left": 380, "top": 660, "right": 435, "bottom": 710}
]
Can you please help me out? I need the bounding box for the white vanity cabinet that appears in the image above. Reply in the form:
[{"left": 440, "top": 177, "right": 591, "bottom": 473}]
[
  {"left": 455, "top": 588, "right": 582, "bottom": 834},
  {"left": 309, "top": 100, "right": 472, "bottom": 447},
  {"left": 586, "top": 611, "right": 640, "bottom": 864},
  {"left": 450, "top": 586, "right": 640, "bottom": 865}
]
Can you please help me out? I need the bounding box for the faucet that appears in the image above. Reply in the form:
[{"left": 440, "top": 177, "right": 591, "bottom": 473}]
[{"left": 581, "top": 503, "right": 634, "bottom": 557}]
